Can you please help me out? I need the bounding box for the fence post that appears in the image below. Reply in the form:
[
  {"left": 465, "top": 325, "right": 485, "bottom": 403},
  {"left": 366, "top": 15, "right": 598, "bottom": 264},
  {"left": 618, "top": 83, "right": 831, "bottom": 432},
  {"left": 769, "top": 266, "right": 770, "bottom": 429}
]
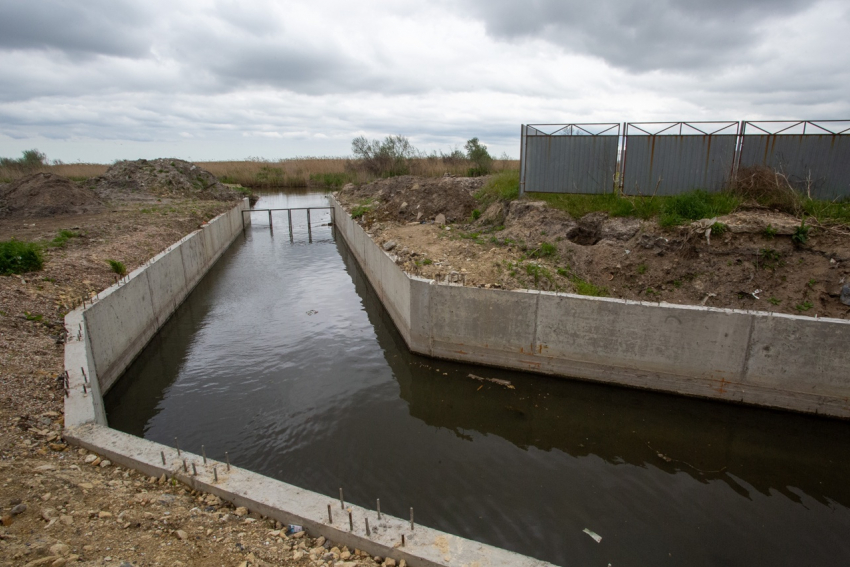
[{"left": 307, "top": 209, "right": 312, "bottom": 243}]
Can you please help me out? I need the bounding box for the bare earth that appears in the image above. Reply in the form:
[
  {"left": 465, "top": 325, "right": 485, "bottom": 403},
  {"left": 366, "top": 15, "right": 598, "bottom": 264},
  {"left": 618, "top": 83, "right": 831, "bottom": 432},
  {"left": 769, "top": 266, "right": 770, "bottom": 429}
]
[
  {"left": 337, "top": 176, "right": 850, "bottom": 320},
  {"left": 1, "top": 167, "right": 389, "bottom": 566}
]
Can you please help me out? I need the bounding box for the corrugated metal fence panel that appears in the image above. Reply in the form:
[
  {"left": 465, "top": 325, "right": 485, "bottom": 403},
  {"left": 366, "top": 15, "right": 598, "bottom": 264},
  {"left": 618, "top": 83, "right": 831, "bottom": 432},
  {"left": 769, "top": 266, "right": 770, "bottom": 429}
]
[
  {"left": 622, "top": 135, "right": 738, "bottom": 196},
  {"left": 524, "top": 135, "right": 618, "bottom": 194},
  {"left": 738, "top": 134, "right": 850, "bottom": 200}
]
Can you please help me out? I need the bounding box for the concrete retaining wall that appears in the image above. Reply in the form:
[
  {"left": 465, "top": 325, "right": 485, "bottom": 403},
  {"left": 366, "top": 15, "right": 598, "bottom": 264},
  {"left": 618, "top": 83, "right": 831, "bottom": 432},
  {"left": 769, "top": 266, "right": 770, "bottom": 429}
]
[
  {"left": 64, "top": 198, "right": 554, "bottom": 567},
  {"left": 82, "top": 202, "right": 248, "bottom": 394},
  {"left": 331, "top": 197, "right": 850, "bottom": 419}
]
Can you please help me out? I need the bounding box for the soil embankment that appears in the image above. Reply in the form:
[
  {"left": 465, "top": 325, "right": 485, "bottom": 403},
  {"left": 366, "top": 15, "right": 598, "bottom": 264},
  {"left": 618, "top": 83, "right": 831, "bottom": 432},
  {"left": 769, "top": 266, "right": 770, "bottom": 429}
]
[
  {"left": 0, "top": 162, "right": 381, "bottom": 566},
  {"left": 337, "top": 175, "right": 850, "bottom": 319}
]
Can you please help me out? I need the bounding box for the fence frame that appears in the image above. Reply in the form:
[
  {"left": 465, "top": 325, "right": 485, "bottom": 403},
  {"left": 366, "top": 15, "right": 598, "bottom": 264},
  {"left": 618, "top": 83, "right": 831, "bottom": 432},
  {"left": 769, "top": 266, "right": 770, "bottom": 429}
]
[{"left": 520, "top": 123, "right": 621, "bottom": 196}]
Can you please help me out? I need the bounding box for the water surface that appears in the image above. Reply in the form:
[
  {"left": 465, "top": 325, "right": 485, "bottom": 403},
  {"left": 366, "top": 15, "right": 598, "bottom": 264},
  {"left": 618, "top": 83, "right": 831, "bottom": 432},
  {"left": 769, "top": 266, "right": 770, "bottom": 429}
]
[{"left": 106, "top": 189, "right": 850, "bottom": 567}]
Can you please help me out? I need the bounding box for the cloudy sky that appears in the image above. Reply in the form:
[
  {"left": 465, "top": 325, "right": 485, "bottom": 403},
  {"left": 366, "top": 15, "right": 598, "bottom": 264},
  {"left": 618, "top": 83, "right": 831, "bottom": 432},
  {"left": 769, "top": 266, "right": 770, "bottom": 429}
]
[{"left": 1, "top": 0, "right": 848, "bottom": 163}]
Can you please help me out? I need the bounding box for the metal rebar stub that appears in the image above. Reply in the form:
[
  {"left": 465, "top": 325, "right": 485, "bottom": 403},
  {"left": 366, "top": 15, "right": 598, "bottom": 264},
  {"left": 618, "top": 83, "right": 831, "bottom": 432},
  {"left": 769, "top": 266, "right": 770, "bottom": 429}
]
[
  {"left": 225, "top": 452, "right": 231, "bottom": 471},
  {"left": 202, "top": 445, "right": 207, "bottom": 464},
  {"left": 213, "top": 466, "right": 218, "bottom": 482},
  {"left": 365, "top": 518, "right": 371, "bottom": 537},
  {"left": 410, "top": 507, "right": 414, "bottom": 531},
  {"left": 339, "top": 487, "right": 344, "bottom": 509},
  {"left": 328, "top": 504, "right": 333, "bottom": 524},
  {"left": 348, "top": 510, "right": 353, "bottom": 531},
  {"left": 192, "top": 462, "right": 198, "bottom": 476},
  {"left": 377, "top": 498, "right": 381, "bottom": 519},
  {"left": 183, "top": 459, "right": 188, "bottom": 473},
  {"left": 175, "top": 437, "right": 181, "bottom": 456},
  {"left": 160, "top": 451, "right": 166, "bottom": 466}
]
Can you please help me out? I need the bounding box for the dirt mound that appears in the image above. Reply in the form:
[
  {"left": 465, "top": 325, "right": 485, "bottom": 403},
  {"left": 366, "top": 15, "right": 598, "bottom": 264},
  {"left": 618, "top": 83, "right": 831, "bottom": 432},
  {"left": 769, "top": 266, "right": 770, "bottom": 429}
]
[
  {"left": 337, "top": 175, "right": 484, "bottom": 223},
  {"left": 89, "top": 158, "right": 242, "bottom": 202},
  {"left": 0, "top": 173, "right": 102, "bottom": 217}
]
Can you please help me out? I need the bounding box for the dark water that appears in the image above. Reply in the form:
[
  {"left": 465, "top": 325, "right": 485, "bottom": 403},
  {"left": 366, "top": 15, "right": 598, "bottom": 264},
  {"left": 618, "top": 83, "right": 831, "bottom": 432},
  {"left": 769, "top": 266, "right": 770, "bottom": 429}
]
[{"left": 106, "top": 190, "right": 850, "bottom": 567}]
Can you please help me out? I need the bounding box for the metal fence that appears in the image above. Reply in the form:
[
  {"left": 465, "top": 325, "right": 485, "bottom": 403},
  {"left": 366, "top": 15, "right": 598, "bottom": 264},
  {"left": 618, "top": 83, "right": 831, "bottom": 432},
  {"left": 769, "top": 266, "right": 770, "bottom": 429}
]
[
  {"left": 519, "top": 119, "right": 850, "bottom": 199},
  {"left": 520, "top": 124, "right": 620, "bottom": 194},
  {"left": 738, "top": 121, "right": 850, "bottom": 201},
  {"left": 621, "top": 122, "right": 738, "bottom": 196}
]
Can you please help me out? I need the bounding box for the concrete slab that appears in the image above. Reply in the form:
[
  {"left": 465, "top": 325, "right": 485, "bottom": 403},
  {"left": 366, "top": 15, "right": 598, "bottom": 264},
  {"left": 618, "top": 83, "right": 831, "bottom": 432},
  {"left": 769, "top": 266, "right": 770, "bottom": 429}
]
[
  {"left": 65, "top": 423, "right": 555, "bottom": 567},
  {"left": 145, "top": 243, "right": 189, "bottom": 327},
  {"left": 83, "top": 271, "right": 157, "bottom": 393}
]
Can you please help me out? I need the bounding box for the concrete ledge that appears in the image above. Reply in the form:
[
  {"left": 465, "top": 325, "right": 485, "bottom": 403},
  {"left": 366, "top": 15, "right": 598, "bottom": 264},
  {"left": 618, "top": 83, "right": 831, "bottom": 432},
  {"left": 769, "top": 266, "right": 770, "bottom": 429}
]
[
  {"left": 331, "top": 196, "right": 850, "bottom": 419},
  {"left": 65, "top": 424, "right": 551, "bottom": 567}
]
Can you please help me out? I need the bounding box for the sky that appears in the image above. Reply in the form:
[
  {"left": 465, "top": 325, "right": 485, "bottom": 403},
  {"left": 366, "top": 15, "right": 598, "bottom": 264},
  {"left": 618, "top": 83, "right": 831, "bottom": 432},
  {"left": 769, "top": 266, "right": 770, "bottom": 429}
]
[{"left": 1, "top": 0, "right": 848, "bottom": 163}]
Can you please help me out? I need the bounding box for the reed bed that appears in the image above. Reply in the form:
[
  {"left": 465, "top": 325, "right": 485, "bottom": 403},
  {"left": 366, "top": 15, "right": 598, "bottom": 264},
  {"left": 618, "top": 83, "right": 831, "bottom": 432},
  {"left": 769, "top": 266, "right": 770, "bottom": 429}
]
[{"left": 1, "top": 157, "right": 520, "bottom": 189}]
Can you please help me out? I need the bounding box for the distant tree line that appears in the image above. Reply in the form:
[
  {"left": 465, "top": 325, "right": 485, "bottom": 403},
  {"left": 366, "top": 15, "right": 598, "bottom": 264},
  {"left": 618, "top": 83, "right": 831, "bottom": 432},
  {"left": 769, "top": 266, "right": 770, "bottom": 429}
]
[{"left": 350, "top": 135, "right": 500, "bottom": 178}]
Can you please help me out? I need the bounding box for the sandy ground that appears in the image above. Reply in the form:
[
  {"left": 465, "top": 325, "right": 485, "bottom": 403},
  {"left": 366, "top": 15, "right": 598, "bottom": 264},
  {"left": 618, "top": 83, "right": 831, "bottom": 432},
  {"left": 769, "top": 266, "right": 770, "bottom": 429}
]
[
  {"left": 0, "top": 202, "right": 390, "bottom": 567},
  {"left": 337, "top": 177, "right": 850, "bottom": 319}
]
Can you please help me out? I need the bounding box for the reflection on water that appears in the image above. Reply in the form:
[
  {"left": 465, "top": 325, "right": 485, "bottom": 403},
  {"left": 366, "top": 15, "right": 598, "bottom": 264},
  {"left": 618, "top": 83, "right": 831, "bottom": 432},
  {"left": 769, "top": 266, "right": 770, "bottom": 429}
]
[{"left": 106, "top": 190, "right": 850, "bottom": 567}]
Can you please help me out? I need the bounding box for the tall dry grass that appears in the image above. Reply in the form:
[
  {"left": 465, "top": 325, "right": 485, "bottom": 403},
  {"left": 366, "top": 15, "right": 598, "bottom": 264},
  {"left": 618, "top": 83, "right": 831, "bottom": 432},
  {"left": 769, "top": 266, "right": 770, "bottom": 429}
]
[
  {"left": 199, "top": 157, "right": 519, "bottom": 188},
  {"left": 1, "top": 157, "right": 520, "bottom": 188},
  {"left": 0, "top": 163, "right": 108, "bottom": 183}
]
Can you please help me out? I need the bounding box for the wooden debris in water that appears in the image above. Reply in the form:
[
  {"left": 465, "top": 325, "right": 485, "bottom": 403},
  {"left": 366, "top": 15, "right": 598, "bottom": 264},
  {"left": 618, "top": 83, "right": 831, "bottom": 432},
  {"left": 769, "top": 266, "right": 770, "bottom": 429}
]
[{"left": 468, "top": 373, "right": 515, "bottom": 389}]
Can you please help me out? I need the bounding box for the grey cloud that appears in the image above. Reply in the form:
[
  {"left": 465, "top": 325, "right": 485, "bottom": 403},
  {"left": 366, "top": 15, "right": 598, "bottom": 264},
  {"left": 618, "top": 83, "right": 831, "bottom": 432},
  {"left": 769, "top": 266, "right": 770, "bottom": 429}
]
[
  {"left": 0, "top": 0, "right": 154, "bottom": 58},
  {"left": 459, "top": 0, "right": 816, "bottom": 72}
]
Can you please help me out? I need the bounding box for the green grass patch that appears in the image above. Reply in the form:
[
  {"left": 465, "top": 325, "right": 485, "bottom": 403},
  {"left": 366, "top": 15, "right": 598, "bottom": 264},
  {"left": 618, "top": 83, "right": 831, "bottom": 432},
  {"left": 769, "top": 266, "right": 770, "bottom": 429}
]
[
  {"left": 802, "top": 199, "right": 850, "bottom": 226},
  {"left": 637, "top": 263, "right": 647, "bottom": 275},
  {"left": 475, "top": 170, "right": 519, "bottom": 205},
  {"left": 107, "top": 259, "right": 127, "bottom": 276},
  {"left": 50, "top": 229, "right": 80, "bottom": 247},
  {"left": 795, "top": 301, "right": 813, "bottom": 312},
  {"left": 24, "top": 311, "right": 42, "bottom": 322},
  {"left": 526, "top": 241, "right": 557, "bottom": 259},
  {"left": 658, "top": 191, "right": 740, "bottom": 228},
  {"left": 0, "top": 240, "right": 44, "bottom": 275},
  {"left": 710, "top": 222, "right": 728, "bottom": 236},
  {"left": 351, "top": 205, "right": 370, "bottom": 219},
  {"left": 530, "top": 192, "right": 663, "bottom": 220},
  {"left": 309, "top": 172, "right": 355, "bottom": 189}
]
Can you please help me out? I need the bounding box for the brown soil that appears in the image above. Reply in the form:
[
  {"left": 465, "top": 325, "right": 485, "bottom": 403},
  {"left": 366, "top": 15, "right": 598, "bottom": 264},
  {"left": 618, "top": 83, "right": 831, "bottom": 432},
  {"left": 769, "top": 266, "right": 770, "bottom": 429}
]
[
  {"left": 88, "top": 159, "right": 243, "bottom": 203},
  {"left": 0, "top": 174, "right": 102, "bottom": 218},
  {"left": 0, "top": 174, "right": 384, "bottom": 566},
  {"left": 337, "top": 177, "right": 850, "bottom": 320}
]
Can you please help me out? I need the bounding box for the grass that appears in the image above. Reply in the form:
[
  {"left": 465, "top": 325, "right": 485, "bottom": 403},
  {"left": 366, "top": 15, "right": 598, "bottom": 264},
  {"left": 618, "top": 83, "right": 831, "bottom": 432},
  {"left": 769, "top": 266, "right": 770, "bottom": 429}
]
[
  {"left": 795, "top": 301, "right": 814, "bottom": 311},
  {"left": 50, "top": 229, "right": 80, "bottom": 247},
  {"left": 658, "top": 191, "right": 740, "bottom": 228},
  {"left": 637, "top": 263, "right": 647, "bottom": 275},
  {"left": 0, "top": 240, "right": 44, "bottom": 275},
  {"left": 530, "top": 192, "right": 662, "bottom": 220},
  {"left": 475, "top": 170, "right": 520, "bottom": 205},
  {"left": 526, "top": 241, "right": 557, "bottom": 259},
  {"left": 203, "top": 158, "right": 519, "bottom": 189},
  {"left": 106, "top": 259, "right": 127, "bottom": 276},
  {"left": 533, "top": 190, "right": 739, "bottom": 229}
]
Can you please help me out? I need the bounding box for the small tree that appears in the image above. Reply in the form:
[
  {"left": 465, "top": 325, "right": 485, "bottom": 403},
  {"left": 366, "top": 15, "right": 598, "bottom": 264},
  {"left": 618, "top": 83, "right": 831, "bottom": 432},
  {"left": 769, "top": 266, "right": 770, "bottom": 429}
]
[
  {"left": 465, "top": 137, "right": 492, "bottom": 176},
  {"left": 351, "top": 135, "right": 417, "bottom": 177}
]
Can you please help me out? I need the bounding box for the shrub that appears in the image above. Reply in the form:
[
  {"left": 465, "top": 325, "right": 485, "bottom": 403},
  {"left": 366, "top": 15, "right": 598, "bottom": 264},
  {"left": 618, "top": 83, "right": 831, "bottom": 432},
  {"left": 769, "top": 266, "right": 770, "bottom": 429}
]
[
  {"left": 471, "top": 209, "right": 481, "bottom": 220},
  {"left": 0, "top": 240, "right": 44, "bottom": 275}
]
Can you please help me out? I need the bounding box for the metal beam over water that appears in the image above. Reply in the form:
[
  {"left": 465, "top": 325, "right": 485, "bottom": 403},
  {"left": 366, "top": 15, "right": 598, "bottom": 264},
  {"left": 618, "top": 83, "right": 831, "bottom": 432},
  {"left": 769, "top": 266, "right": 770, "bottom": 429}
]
[{"left": 241, "top": 207, "right": 335, "bottom": 243}]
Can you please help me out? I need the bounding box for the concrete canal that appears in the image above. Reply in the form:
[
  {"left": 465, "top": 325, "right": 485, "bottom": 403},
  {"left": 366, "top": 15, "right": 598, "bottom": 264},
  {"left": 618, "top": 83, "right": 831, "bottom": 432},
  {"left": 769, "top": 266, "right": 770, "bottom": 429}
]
[{"left": 105, "top": 189, "right": 850, "bottom": 566}]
